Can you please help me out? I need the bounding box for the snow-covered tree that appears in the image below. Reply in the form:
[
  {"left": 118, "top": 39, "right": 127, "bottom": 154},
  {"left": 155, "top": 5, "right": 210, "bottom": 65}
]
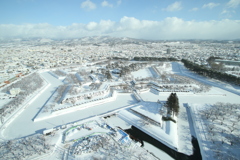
[{"left": 166, "top": 93, "right": 179, "bottom": 117}]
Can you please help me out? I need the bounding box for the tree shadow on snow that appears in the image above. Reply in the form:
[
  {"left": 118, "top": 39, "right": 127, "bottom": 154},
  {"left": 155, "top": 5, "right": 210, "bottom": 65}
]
[
  {"left": 35, "top": 128, "right": 46, "bottom": 134},
  {"left": 171, "top": 62, "right": 182, "bottom": 74},
  {"left": 138, "top": 102, "right": 161, "bottom": 116}
]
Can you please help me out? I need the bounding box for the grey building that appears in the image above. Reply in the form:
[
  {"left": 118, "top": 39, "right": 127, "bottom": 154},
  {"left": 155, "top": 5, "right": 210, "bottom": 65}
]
[{"left": 167, "top": 48, "right": 171, "bottom": 54}]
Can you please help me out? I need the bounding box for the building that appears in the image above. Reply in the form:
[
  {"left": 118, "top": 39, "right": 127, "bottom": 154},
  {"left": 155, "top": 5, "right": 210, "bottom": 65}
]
[
  {"left": 112, "top": 69, "right": 121, "bottom": 74},
  {"left": 89, "top": 74, "right": 100, "bottom": 83},
  {"left": 167, "top": 48, "right": 171, "bottom": 54},
  {"left": 9, "top": 88, "right": 21, "bottom": 95}
]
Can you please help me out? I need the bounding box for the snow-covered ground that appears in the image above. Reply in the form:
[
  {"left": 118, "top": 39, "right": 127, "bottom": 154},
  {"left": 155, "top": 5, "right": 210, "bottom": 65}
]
[
  {"left": 46, "top": 117, "right": 157, "bottom": 160},
  {"left": 189, "top": 103, "right": 240, "bottom": 160},
  {"left": 177, "top": 104, "right": 193, "bottom": 155},
  {"left": 157, "top": 62, "right": 172, "bottom": 72},
  {"left": 139, "top": 88, "right": 239, "bottom": 105},
  {"left": 0, "top": 93, "right": 12, "bottom": 108},
  {"left": 104, "top": 115, "right": 131, "bottom": 130},
  {"left": 105, "top": 113, "right": 175, "bottom": 160},
  {"left": 34, "top": 89, "right": 116, "bottom": 121},
  {"left": 1, "top": 61, "right": 240, "bottom": 160},
  {"left": 131, "top": 68, "right": 153, "bottom": 79},
  {"left": 172, "top": 62, "right": 240, "bottom": 96},
  {"left": 118, "top": 109, "right": 178, "bottom": 150},
  {"left": 144, "top": 141, "right": 174, "bottom": 160},
  {"left": 131, "top": 104, "right": 162, "bottom": 124},
  {"left": 2, "top": 72, "right": 138, "bottom": 139}
]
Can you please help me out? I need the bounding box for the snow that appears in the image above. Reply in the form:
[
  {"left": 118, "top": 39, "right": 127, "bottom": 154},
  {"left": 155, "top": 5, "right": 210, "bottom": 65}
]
[
  {"left": 172, "top": 62, "right": 240, "bottom": 96},
  {"left": 189, "top": 103, "right": 240, "bottom": 160},
  {"left": 48, "top": 71, "right": 66, "bottom": 79},
  {"left": 34, "top": 90, "right": 116, "bottom": 121},
  {"left": 104, "top": 115, "right": 131, "bottom": 130},
  {"left": 104, "top": 114, "right": 175, "bottom": 159},
  {"left": 131, "top": 68, "right": 153, "bottom": 79},
  {"left": 131, "top": 102, "right": 162, "bottom": 125},
  {"left": 136, "top": 73, "right": 240, "bottom": 157},
  {"left": 2, "top": 72, "right": 138, "bottom": 139},
  {"left": 156, "top": 62, "right": 172, "bottom": 72},
  {"left": 139, "top": 88, "right": 239, "bottom": 105},
  {"left": 143, "top": 141, "right": 174, "bottom": 160},
  {"left": 64, "top": 120, "right": 109, "bottom": 143},
  {"left": 0, "top": 94, "right": 12, "bottom": 108},
  {"left": 177, "top": 104, "right": 193, "bottom": 155},
  {"left": 118, "top": 109, "right": 178, "bottom": 150},
  {"left": 1, "top": 61, "right": 240, "bottom": 160},
  {"left": 45, "top": 117, "right": 157, "bottom": 160}
]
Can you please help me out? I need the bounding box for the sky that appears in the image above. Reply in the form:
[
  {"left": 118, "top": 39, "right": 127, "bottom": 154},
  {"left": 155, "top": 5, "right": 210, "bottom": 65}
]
[{"left": 0, "top": 0, "right": 240, "bottom": 40}]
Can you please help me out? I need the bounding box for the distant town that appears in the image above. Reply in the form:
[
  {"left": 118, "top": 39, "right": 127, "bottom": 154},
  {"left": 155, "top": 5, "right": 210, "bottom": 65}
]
[{"left": 1, "top": 37, "right": 240, "bottom": 86}]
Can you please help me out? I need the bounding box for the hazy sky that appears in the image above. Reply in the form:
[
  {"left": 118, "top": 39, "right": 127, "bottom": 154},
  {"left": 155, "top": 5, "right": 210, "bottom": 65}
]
[{"left": 0, "top": 0, "right": 240, "bottom": 40}]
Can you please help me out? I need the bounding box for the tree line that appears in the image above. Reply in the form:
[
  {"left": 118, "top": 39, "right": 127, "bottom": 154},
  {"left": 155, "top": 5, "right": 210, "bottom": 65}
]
[
  {"left": 0, "top": 134, "right": 52, "bottom": 160},
  {"left": 181, "top": 59, "right": 240, "bottom": 85},
  {"left": 0, "top": 73, "right": 44, "bottom": 124},
  {"left": 133, "top": 57, "right": 179, "bottom": 61}
]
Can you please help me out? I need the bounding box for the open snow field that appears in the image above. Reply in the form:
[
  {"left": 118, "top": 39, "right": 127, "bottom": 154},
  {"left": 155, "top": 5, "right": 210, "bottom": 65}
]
[
  {"left": 131, "top": 68, "right": 153, "bottom": 79},
  {"left": 156, "top": 62, "right": 173, "bottom": 73},
  {"left": 131, "top": 104, "right": 161, "bottom": 124},
  {"left": 177, "top": 103, "right": 193, "bottom": 155},
  {"left": 104, "top": 115, "right": 131, "bottom": 130},
  {"left": 139, "top": 87, "right": 239, "bottom": 105}
]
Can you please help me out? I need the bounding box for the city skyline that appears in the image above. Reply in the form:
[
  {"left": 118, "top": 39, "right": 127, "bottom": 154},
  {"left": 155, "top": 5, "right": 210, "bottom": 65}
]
[{"left": 0, "top": 0, "right": 240, "bottom": 40}]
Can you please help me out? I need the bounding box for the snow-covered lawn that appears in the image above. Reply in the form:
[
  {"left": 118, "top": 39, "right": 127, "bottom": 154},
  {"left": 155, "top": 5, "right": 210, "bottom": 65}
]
[
  {"left": 177, "top": 104, "right": 193, "bottom": 155},
  {"left": 131, "top": 103, "right": 162, "bottom": 125},
  {"left": 156, "top": 62, "right": 173, "bottom": 73},
  {"left": 131, "top": 68, "right": 153, "bottom": 79},
  {"left": 139, "top": 88, "right": 239, "bottom": 105},
  {"left": 104, "top": 115, "right": 131, "bottom": 130}
]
